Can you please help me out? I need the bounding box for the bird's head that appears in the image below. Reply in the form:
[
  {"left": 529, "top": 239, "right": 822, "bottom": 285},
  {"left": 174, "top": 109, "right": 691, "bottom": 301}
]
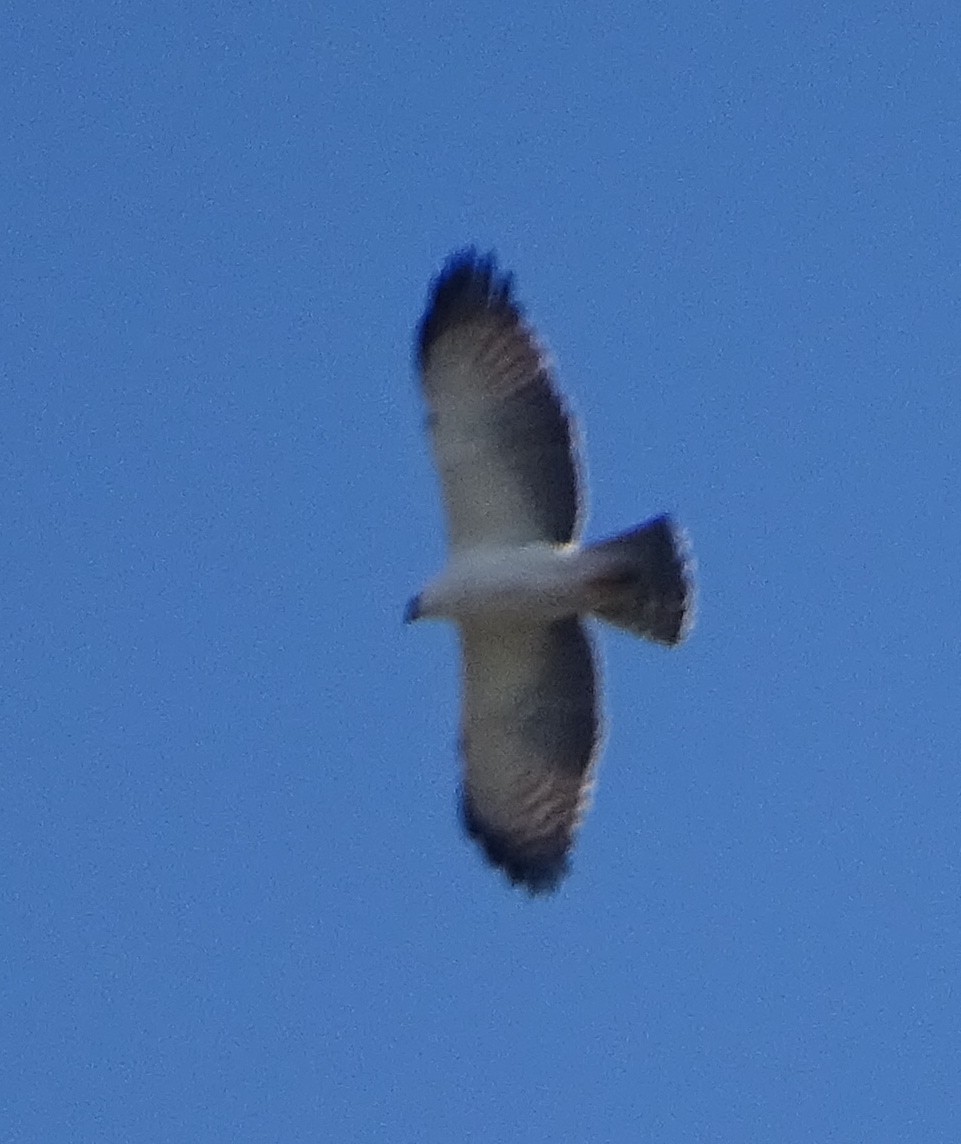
[{"left": 403, "top": 593, "right": 422, "bottom": 624}]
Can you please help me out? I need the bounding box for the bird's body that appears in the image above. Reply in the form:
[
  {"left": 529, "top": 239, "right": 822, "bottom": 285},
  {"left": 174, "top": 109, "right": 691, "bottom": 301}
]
[
  {"left": 415, "top": 542, "right": 591, "bottom": 623},
  {"left": 408, "top": 250, "right": 693, "bottom": 893}
]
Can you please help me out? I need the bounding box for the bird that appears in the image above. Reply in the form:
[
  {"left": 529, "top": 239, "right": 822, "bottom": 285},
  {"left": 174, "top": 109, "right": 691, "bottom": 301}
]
[{"left": 406, "top": 249, "right": 693, "bottom": 894}]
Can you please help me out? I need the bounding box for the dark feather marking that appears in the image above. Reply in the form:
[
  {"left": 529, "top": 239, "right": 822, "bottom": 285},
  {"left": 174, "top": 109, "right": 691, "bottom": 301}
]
[
  {"left": 521, "top": 619, "right": 599, "bottom": 773},
  {"left": 490, "top": 381, "right": 580, "bottom": 545},
  {"left": 417, "top": 248, "right": 515, "bottom": 366},
  {"left": 460, "top": 789, "right": 570, "bottom": 895}
]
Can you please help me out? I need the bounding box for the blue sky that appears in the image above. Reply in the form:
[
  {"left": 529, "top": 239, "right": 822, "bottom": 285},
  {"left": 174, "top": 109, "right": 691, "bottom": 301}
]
[{"left": 4, "top": 2, "right": 961, "bottom": 1141}]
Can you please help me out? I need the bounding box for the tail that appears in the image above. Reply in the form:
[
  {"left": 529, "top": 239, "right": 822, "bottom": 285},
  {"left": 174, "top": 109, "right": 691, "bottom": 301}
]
[{"left": 585, "top": 515, "right": 694, "bottom": 645}]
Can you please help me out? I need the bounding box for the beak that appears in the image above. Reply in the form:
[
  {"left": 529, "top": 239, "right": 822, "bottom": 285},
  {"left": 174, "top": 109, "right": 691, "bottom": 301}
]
[{"left": 403, "top": 594, "right": 421, "bottom": 624}]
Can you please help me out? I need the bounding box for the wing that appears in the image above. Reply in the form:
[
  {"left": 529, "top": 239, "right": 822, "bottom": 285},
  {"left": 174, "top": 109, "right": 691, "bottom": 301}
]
[
  {"left": 458, "top": 617, "right": 601, "bottom": 893},
  {"left": 417, "top": 250, "right": 583, "bottom": 551}
]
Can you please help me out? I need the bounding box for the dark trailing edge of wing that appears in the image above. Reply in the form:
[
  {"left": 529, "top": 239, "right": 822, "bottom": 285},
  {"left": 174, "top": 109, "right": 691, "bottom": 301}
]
[
  {"left": 459, "top": 790, "right": 570, "bottom": 896},
  {"left": 417, "top": 248, "right": 518, "bottom": 367}
]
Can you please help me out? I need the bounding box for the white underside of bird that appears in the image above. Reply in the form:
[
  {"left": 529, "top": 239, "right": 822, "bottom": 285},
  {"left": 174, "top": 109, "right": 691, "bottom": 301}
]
[{"left": 413, "top": 543, "right": 599, "bottom": 624}]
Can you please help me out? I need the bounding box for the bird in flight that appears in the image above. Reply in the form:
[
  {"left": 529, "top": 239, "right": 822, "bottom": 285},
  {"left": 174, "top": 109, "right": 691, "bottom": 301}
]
[{"left": 406, "top": 250, "right": 693, "bottom": 894}]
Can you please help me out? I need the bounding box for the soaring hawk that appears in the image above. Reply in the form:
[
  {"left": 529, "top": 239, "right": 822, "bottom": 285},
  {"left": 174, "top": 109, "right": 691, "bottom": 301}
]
[{"left": 406, "top": 250, "right": 693, "bottom": 893}]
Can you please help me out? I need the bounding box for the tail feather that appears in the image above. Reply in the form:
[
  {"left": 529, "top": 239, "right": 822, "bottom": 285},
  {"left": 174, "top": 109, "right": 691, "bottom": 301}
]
[{"left": 586, "top": 515, "right": 693, "bottom": 645}]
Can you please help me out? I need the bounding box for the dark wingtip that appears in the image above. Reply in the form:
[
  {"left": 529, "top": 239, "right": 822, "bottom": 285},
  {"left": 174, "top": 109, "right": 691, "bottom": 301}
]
[
  {"left": 459, "top": 790, "right": 570, "bottom": 896},
  {"left": 417, "top": 248, "right": 519, "bottom": 365}
]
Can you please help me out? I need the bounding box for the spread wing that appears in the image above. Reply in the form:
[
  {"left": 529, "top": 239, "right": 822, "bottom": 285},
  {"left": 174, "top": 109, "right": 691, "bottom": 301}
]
[
  {"left": 417, "top": 250, "right": 583, "bottom": 551},
  {"left": 458, "top": 617, "right": 601, "bottom": 893}
]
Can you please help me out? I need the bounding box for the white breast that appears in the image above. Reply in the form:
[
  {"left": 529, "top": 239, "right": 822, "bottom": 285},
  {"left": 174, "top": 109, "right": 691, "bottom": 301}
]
[{"left": 423, "top": 543, "right": 589, "bottom": 622}]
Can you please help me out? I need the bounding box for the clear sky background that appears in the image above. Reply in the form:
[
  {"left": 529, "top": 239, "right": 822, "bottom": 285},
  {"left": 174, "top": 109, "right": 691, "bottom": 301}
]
[{"left": 4, "top": 3, "right": 961, "bottom": 1141}]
